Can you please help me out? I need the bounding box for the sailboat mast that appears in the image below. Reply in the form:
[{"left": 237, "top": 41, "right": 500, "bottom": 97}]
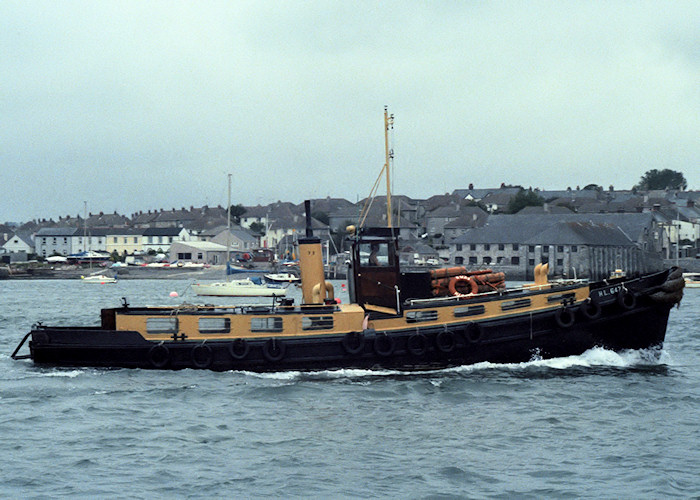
[
  {"left": 226, "top": 173, "right": 231, "bottom": 267},
  {"left": 384, "top": 106, "right": 394, "bottom": 228}
]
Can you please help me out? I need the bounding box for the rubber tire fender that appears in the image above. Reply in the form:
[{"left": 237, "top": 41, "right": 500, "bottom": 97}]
[
  {"left": 148, "top": 344, "right": 170, "bottom": 369},
  {"left": 373, "top": 333, "right": 395, "bottom": 357},
  {"left": 406, "top": 333, "right": 428, "bottom": 356},
  {"left": 465, "top": 322, "right": 482, "bottom": 344},
  {"left": 262, "top": 338, "right": 286, "bottom": 362},
  {"left": 228, "top": 338, "right": 250, "bottom": 360},
  {"left": 191, "top": 343, "right": 213, "bottom": 369},
  {"left": 580, "top": 299, "right": 601, "bottom": 320},
  {"left": 555, "top": 307, "right": 576, "bottom": 328},
  {"left": 436, "top": 329, "right": 456, "bottom": 353},
  {"left": 342, "top": 331, "right": 365, "bottom": 355},
  {"left": 617, "top": 290, "right": 637, "bottom": 310}
]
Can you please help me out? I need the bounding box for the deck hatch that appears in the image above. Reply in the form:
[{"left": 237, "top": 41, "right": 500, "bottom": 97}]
[
  {"left": 454, "top": 305, "right": 486, "bottom": 318},
  {"left": 251, "top": 317, "right": 283, "bottom": 332},
  {"left": 406, "top": 310, "right": 439, "bottom": 323},
  {"left": 146, "top": 317, "right": 178, "bottom": 334},
  {"left": 501, "top": 298, "right": 531, "bottom": 311},
  {"left": 302, "top": 316, "right": 334, "bottom": 331},
  {"left": 198, "top": 317, "right": 230, "bottom": 334}
]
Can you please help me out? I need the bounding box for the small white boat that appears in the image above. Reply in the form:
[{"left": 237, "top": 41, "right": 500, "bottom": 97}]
[
  {"left": 192, "top": 277, "right": 287, "bottom": 297},
  {"left": 81, "top": 274, "right": 117, "bottom": 284},
  {"left": 264, "top": 272, "right": 300, "bottom": 283},
  {"left": 684, "top": 273, "right": 700, "bottom": 288}
]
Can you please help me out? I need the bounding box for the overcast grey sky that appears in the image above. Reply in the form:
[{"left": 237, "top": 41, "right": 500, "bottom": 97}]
[{"left": 2, "top": 1, "right": 699, "bottom": 223}]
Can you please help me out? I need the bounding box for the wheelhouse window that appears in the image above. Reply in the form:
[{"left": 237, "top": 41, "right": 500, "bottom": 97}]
[
  {"left": 359, "top": 242, "right": 392, "bottom": 266},
  {"left": 147, "top": 317, "right": 178, "bottom": 334},
  {"left": 198, "top": 317, "right": 230, "bottom": 334},
  {"left": 251, "top": 317, "right": 283, "bottom": 332}
]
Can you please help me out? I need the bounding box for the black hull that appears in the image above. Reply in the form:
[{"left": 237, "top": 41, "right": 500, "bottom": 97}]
[{"left": 26, "top": 297, "right": 674, "bottom": 373}]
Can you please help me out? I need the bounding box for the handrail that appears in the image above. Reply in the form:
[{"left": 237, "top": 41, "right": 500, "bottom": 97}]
[{"left": 10, "top": 331, "right": 33, "bottom": 360}]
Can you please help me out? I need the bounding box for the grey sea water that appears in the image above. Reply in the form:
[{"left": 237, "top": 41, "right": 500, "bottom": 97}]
[{"left": 1, "top": 279, "right": 699, "bottom": 499}]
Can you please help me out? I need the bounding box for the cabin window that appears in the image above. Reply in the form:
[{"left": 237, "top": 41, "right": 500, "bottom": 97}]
[
  {"left": 251, "top": 317, "right": 283, "bottom": 332},
  {"left": 501, "top": 299, "right": 531, "bottom": 311},
  {"left": 302, "top": 316, "right": 334, "bottom": 330},
  {"left": 406, "top": 310, "right": 439, "bottom": 323},
  {"left": 454, "top": 305, "right": 485, "bottom": 317},
  {"left": 360, "top": 242, "right": 391, "bottom": 266},
  {"left": 198, "top": 317, "right": 230, "bottom": 334},
  {"left": 147, "top": 317, "right": 179, "bottom": 334}
]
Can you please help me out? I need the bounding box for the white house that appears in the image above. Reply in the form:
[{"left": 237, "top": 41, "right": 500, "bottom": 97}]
[
  {"left": 141, "top": 227, "right": 190, "bottom": 253},
  {"left": 2, "top": 231, "right": 34, "bottom": 256}
]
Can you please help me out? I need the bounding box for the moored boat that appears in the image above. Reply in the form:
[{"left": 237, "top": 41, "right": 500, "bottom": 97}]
[
  {"left": 684, "top": 273, "right": 700, "bottom": 288},
  {"left": 264, "top": 272, "right": 300, "bottom": 283},
  {"left": 81, "top": 273, "right": 117, "bottom": 284},
  {"left": 192, "top": 277, "right": 288, "bottom": 297}
]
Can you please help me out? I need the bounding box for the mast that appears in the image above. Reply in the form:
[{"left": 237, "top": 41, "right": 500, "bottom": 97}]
[
  {"left": 384, "top": 106, "right": 394, "bottom": 228},
  {"left": 84, "top": 200, "right": 90, "bottom": 269},
  {"left": 226, "top": 173, "right": 231, "bottom": 277}
]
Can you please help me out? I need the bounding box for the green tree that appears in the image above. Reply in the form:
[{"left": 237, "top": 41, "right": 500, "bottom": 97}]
[
  {"left": 249, "top": 221, "right": 266, "bottom": 236},
  {"left": 228, "top": 204, "right": 247, "bottom": 224},
  {"left": 634, "top": 169, "right": 687, "bottom": 191},
  {"left": 506, "top": 189, "right": 545, "bottom": 214}
]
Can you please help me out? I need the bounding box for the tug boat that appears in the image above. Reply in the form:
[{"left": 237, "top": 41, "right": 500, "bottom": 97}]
[
  {"left": 11, "top": 207, "right": 685, "bottom": 372},
  {"left": 10, "top": 109, "right": 685, "bottom": 372}
]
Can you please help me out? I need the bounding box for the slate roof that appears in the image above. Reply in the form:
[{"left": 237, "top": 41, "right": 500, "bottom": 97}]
[
  {"left": 142, "top": 227, "right": 188, "bottom": 236},
  {"left": 35, "top": 227, "right": 81, "bottom": 237},
  {"left": 450, "top": 213, "right": 654, "bottom": 246},
  {"left": 172, "top": 241, "right": 227, "bottom": 251},
  {"left": 525, "top": 222, "right": 634, "bottom": 246}
]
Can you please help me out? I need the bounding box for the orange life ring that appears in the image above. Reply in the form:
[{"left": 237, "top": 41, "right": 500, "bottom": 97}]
[{"left": 448, "top": 275, "right": 478, "bottom": 296}]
